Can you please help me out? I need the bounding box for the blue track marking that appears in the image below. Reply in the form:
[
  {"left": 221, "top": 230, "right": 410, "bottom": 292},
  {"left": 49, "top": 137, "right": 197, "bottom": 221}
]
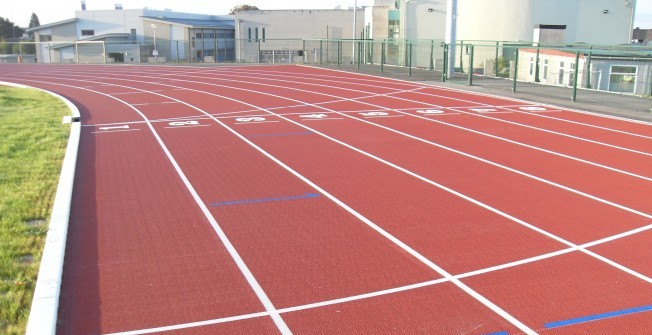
[
  {"left": 545, "top": 304, "right": 652, "bottom": 328},
  {"left": 483, "top": 331, "right": 509, "bottom": 335},
  {"left": 208, "top": 192, "right": 320, "bottom": 207},
  {"left": 248, "top": 131, "right": 314, "bottom": 138}
]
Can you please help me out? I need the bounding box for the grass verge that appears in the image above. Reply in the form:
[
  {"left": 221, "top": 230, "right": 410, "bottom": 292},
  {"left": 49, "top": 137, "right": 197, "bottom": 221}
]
[{"left": 0, "top": 86, "right": 70, "bottom": 334}]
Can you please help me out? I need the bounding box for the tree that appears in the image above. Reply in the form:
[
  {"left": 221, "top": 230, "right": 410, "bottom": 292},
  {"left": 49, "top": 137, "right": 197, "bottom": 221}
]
[
  {"left": 229, "top": 4, "right": 259, "bottom": 15},
  {"left": 28, "top": 13, "right": 40, "bottom": 37},
  {"left": 0, "top": 17, "right": 25, "bottom": 40}
]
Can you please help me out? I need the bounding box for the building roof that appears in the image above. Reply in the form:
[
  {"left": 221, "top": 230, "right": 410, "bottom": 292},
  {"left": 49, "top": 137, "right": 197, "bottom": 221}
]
[
  {"left": 142, "top": 16, "right": 235, "bottom": 29},
  {"left": 49, "top": 33, "right": 132, "bottom": 49},
  {"left": 26, "top": 18, "right": 77, "bottom": 33}
]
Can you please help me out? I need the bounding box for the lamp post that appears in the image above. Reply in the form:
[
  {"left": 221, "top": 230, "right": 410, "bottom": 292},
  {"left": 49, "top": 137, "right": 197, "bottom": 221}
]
[
  {"left": 151, "top": 24, "right": 158, "bottom": 59},
  {"left": 237, "top": 19, "right": 243, "bottom": 62},
  {"left": 352, "top": 0, "right": 357, "bottom": 63}
]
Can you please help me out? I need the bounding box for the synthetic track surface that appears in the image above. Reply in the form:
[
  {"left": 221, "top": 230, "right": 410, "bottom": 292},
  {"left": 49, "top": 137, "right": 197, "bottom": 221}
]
[{"left": 2, "top": 64, "right": 651, "bottom": 335}]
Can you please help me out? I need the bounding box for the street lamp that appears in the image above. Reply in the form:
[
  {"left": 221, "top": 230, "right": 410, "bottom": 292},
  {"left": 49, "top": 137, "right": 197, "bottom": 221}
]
[
  {"left": 151, "top": 24, "right": 158, "bottom": 59},
  {"left": 352, "top": 0, "right": 357, "bottom": 63}
]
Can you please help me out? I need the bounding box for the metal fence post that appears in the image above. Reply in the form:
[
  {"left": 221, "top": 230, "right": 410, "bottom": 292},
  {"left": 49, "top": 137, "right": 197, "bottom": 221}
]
[
  {"left": 176, "top": 41, "right": 180, "bottom": 63},
  {"left": 534, "top": 46, "right": 540, "bottom": 82},
  {"left": 214, "top": 39, "right": 218, "bottom": 63},
  {"left": 586, "top": 46, "right": 593, "bottom": 89},
  {"left": 381, "top": 41, "right": 385, "bottom": 72},
  {"left": 303, "top": 39, "right": 306, "bottom": 63},
  {"left": 467, "top": 45, "right": 474, "bottom": 85},
  {"left": 408, "top": 43, "right": 413, "bottom": 76},
  {"left": 459, "top": 41, "right": 464, "bottom": 73},
  {"left": 442, "top": 43, "right": 448, "bottom": 82},
  {"left": 357, "top": 40, "right": 361, "bottom": 69},
  {"left": 258, "top": 39, "right": 261, "bottom": 63},
  {"left": 572, "top": 51, "right": 580, "bottom": 102},
  {"left": 494, "top": 41, "right": 499, "bottom": 78},
  {"left": 319, "top": 40, "right": 323, "bottom": 64},
  {"left": 429, "top": 40, "right": 434, "bottom": 70},
  {"left": 512, "top": 47, "right": 519, "bottom": 92},
  {"left": 337, "top": 41, "right": 341, "bottom": 66}
]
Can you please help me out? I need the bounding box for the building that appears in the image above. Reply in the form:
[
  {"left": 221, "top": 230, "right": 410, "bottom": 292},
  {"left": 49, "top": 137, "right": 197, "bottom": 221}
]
[
  {"left": 632, "top": 28, "right": 652, "bottom": 45},
  {"left": 26, "top": 6, "right": 235, "bottom": 64},
  {"left": 392, "top": 0, "right": 637, "bottom": 45},
  {"left": 517, "top": 48, "right": 652, "bottom": 95},
  {"left": 234, "top": 9, "right": 364, "bottom": 63}
]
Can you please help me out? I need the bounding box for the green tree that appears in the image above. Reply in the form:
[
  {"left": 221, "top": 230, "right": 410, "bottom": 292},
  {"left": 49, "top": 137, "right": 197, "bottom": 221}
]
[
  {"left": 27, "top": 13, "right": 40, "bottom": 39},
  {"left": 0, "top": 17, "right": 25, "bottom": 39},
  {"left": 229, "top": 4, "right": 260, "bottom": 15}
]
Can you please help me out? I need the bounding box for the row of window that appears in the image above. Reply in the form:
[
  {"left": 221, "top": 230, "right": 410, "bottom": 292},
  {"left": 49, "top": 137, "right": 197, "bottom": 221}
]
[
  {"left": 248, "top": 27, "right": 266, "bottom": 42},
  {"left": 195, "top": 31, "right": 236, "bottom": 39},
  {"left": 527, "top": 56, "right": 638, "bottom": 93}
]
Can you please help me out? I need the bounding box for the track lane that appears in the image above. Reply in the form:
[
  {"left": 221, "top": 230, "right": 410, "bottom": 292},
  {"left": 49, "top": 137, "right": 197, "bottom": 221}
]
[{"left": 2, "top": 63, "right": 648, "bottom": 335}]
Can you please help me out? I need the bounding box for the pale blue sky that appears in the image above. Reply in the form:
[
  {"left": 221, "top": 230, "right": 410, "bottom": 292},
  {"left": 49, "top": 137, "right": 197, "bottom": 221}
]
[{"left": 2, "top": 0, "right": 651, "bottom": 30}]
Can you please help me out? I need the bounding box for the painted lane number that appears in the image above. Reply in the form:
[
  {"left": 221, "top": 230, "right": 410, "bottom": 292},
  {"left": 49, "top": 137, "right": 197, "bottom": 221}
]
[{"left": 169, "top": 120, "right": 200, "bottom": 126}]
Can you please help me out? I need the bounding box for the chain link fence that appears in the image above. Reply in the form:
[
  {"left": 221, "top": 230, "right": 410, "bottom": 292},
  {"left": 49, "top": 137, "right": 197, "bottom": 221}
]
[{"left": 2, "top": 39, "right": 650, "bottom": 114}]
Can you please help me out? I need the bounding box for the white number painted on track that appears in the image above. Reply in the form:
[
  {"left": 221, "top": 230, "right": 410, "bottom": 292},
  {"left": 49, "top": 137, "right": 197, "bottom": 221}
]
[
  {"left": 235, "top": 117, "right": 266, "bottom": 122},
  {"left": 417, "top": 109, "right": 444, "bottom": 114},
  {"left": 359, "top": 112, "right": 389, "bottom": 117},
  {"left": 169, "top": 120, "right": 200, "bottom": 126},
  {"left": 470, "top": 108, "right": 497, "bottom": 113},
  {"left": 519, "top": 106, "right": 547, "bottom": 111},
  {"left": 99, "top": 125, "right": 130, "bottom": 131},
  {"left": 300, "top": 113, "right": 329, "bottom": 119}
]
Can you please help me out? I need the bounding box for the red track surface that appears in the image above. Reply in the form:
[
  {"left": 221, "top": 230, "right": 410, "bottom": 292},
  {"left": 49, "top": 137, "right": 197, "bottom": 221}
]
[{"left": 2, "top": 64, "right": 651, "bottom": 334}]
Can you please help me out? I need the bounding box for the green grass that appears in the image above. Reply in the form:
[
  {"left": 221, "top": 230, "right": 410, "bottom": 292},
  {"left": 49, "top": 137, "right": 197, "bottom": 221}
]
[{"left": 0, "top": 87, "right": 70, "bottom": 334}]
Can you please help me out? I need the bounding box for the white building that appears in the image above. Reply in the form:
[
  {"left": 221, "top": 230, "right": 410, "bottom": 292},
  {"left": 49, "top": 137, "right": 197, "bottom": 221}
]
[
  {"left": 234, "top": 9, "right": 365, "bottom": 63},
  {"left": 26, "top": 6, "right": 234, "bottom": 63},
  {"left": 393, "top": 0, "right": 637, "bottom": 45}
]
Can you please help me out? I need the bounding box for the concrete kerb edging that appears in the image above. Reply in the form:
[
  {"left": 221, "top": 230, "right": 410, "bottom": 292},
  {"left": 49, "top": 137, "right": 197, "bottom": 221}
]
[{"left": 0, "top": 81, "right": 81, "bottom": 335}]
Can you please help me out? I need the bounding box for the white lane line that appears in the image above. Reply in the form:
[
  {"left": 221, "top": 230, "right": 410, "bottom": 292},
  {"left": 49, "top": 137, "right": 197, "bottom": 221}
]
[
  {"left": 20, "top": 78, "right": 293, "bottom": 335},
  {"left": 92, "top": 129, "right": 141, "bottom": 134},
  {"left": 164, "top": 124, "right": 212, "bottom": 129},
  {"left": 166, "top": 71, "right": 652, "bottom": 184},
  {"left": 409, "top": 90, "right": 652, "bottom": 157},
  {"left": 126, "top": 67, "right": 652, "bottom": 161},
  {"left": 223, "top": 65, "right": 652, "bottom": 129},
  {"left": 17, "top": 73, "right": 651, "bottom": 333},
  {"left": 102, "top": 311, "right": 271, "bottom": 335},
  {"left": 140, "top": 71, "right": 652, "bottom": 186},
  {"left": 117, "top": 74, "right": 652, "bottom": 286},
  {"left": 94, "top": 79, "right": 537, "bottom": 335},
  {"left": 511, "top": 110, "right": 652, "bottom": 140},
  {"left": 363, "top": 115, "right": 404, "bottom": 119},
  {"left": 233, "top": 120, "right": 280, "bottom": 125},
  {"left": 104, "top": 222, "right": 652, "bottom": 335}
]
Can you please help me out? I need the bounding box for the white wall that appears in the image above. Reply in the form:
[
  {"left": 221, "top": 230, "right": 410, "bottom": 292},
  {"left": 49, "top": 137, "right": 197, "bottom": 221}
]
[
  {"left": 401, "top": 0, "right": 447, "bottom": 41},
  {"left": 75, "top": 9, "right": 145, "bottom": 40},
  {"left": 455, "top": 0, "right": 635, "bottom": 44}
]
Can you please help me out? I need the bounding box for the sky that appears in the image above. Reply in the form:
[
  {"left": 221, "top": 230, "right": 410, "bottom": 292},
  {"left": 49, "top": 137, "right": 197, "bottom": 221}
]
[{"left": 2, "top": 0, "right": 652, "bottom": 28}]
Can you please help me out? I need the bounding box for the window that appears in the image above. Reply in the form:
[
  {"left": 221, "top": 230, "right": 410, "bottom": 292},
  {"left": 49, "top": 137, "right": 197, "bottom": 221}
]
[
  {"left": 262, "top": 27, "right": 266, "bottom": 42},
  {"left": 205, "top": 32, "right": 216, "bottom": 39},
  {"left": 569, "top": 63, "right": 576, "bottom": 86},
  {"left": 81, "top": 29, "right": 94, "bottom": 36},
  {"left": 542, "top": 59, "right": 549, "bottom": 80},
  {"left": 558, "top": 61, "right": 565, "bottom": 85},
  {"left": 248, "top": 27, "right": 252, "bottom": 42},
  {"left": 255, "top": 27, "right": 259, "bottom": 42},
  {"left": 609, "top": 65, "right": 637, "bottom": 93},
  {"left": 529, "top": 56, "right": 534, "bottom": 76},
  {"left": 196, "top": 32, "right": 203, "bottom": 39},
  {"left": 39, "top": 34, "right": 52, "bottom": 42}
]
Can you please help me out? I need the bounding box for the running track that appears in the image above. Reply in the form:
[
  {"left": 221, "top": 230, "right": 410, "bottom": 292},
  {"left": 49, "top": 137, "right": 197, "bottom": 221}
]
[{"left": 2, "top": 64, "right": 651, "bottom": 334}]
